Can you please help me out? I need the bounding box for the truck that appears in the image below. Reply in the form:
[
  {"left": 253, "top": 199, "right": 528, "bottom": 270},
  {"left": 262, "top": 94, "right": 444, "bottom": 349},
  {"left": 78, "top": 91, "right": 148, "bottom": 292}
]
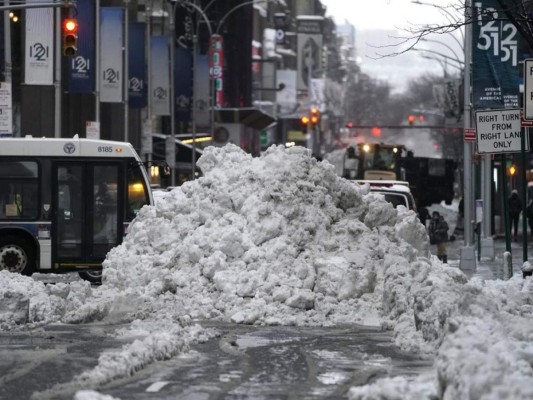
[{"left": 338, "top": 143, "right": 456, "bottom": 209}]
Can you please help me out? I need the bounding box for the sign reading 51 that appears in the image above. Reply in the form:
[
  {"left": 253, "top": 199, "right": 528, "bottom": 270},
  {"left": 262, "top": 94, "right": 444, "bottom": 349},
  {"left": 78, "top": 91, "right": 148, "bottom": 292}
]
[{"left": 474, "top": 2, "right": 518, "bottom": 66}]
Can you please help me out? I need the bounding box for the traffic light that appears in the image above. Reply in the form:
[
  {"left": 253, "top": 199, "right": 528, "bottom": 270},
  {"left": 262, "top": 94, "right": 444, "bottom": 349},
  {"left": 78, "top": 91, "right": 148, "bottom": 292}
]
[
  {"left": 310, "top": 107, "right": 320, "bottom": 126},
  {"left": 509, "top": 164, "right": 517, "bottom": 176},
  {"left": 300, "top": 115, "right": 310, "bottom": 133},
  {"left": 62, "top": 17, "right": 78, "bottom": 56},
  {"left": 346, "top": 121, "right": 354, "bottom": 129},
  {"left": 371, "top": 126, "right": 381, "bottom": 137},
  {"left": 408, "top": 114, "right": 415, "bottom": 125}
]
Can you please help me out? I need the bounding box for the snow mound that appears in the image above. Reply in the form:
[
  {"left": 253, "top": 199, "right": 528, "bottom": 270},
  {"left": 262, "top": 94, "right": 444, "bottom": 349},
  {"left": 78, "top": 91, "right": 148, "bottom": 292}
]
[
  {"left": 100, "top": 144, "right": 429, "bottom": 330},
  {"left": 2, "top": 144, "right": 532, "bottom": 399}
]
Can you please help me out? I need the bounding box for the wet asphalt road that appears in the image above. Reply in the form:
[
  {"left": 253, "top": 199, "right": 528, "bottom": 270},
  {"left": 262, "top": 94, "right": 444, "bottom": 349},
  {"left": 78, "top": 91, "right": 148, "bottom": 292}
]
[{"left": 0, "top": 321, "right": 434, "bottom": 400}]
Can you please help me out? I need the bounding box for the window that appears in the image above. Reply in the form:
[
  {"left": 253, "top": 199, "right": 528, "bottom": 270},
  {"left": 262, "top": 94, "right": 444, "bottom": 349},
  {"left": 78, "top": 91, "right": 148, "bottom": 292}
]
[
  {"left": 0, "top": 161, "right": 39, "bottom": 220},
  {"left": 126, "top": 164, "right": 150, "bottom": 220}
]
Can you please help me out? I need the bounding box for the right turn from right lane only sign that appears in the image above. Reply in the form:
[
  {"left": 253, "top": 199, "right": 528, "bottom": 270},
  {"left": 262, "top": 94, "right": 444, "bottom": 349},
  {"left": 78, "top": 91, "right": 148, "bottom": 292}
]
[{"left": 475, "top": 109, "right": 528, "bottom": 154}]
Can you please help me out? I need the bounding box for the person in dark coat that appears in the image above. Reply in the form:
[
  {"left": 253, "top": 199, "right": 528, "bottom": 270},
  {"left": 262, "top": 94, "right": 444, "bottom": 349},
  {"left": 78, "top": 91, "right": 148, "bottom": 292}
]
[
  {"left": 428, "top": 211, "right": 449, "bottom": 263},
  {"left": 508, "top": 190, "right": 522, "bottom": 241},
  {"left": 418, "top": 207, "right": 430, "bottom": 228}
]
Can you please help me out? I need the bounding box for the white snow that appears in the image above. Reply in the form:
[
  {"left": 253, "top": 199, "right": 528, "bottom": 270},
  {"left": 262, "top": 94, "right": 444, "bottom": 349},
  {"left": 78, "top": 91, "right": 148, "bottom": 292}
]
[{"left": 1, "top": 144, "right": 532, "bottom": 399}]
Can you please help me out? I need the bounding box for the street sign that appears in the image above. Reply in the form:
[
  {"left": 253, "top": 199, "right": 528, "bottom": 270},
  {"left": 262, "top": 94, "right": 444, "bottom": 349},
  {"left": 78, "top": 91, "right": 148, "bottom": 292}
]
[
  {"left": 524, "top": 59, "right": 533, "bottom": 120},
  {"left": 464, "top": 127, "right": 476, "bottom": 142},
  {"left": 475, "top": 109, "right": 528, "bottom": 154},
  {"left": 85, "top": 121, "right": 100, "bottom": 140}
]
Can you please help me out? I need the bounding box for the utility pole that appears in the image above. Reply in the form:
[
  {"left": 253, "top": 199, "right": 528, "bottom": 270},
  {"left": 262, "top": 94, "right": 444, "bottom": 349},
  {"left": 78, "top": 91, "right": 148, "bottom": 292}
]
[
  {"left": 3, "top": 0, "right": 12, "bottom": 137},
  {"left": 460, "top": 0, "right": 477, "bottom": 271},
  {"left": 54, "top": 7, "right": 61, "bottom": 137}
]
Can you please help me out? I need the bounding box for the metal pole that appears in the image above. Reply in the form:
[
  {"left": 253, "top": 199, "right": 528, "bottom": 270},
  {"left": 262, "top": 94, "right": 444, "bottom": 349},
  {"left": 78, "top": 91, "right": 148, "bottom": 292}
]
[
  {"left": 145, "top": 0, "right": 152, "bottom": 162},
  {"left": 54, "top": 6, "right": 61, "bottom": 137},
  {"left": 3, "top": 0, "right": 12, "bottom": 137},
  {"left": 460, "top": 0, "right": 476, "bottom": 270},
  {"left": 190, "top": 0, "right": 199, "bottom": 181},
  {"left": 191, "top": 32, "right": 197, "bottom": 181},
  {"left": 521, "top": 128, "right": 528, "bottom": 262},
  {"left": 169, "top": 0, "right": 176, "bottom": 186},
  {"left": 123, "top": 0, "right": 129, "bottom": 142},
  {"left": 95, "top": 0, "right": 100, "bottom": 123},
  {"left": 502, "top": 154, "right": 511, "bottom": 252},
  {"left": 3, "top": 1, "right": 11, "bottom": 84},
  {"left": 480, "top": 151, "right": 494, "bottom": 259}
]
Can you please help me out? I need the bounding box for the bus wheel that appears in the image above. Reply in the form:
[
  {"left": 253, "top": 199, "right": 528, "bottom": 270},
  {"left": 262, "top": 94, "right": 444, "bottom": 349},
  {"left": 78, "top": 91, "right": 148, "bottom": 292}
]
[
  {"left": 0, "top": 236, "right": 35, "bottom": 276},
  {"left": 78, "top": 270, "right": 102, "bottom": 284}
]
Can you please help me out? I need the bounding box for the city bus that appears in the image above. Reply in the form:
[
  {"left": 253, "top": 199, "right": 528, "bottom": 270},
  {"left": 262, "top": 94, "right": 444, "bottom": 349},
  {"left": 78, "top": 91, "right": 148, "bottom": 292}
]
[{"left": 0, "top": 135, "right": 154, "bottom": 282}]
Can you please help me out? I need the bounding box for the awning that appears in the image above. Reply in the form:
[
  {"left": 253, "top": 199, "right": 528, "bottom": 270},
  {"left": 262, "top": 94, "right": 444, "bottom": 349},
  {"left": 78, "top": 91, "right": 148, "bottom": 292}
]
[{"left": 214, "top": 107, "right": 276, "bottom": 130}]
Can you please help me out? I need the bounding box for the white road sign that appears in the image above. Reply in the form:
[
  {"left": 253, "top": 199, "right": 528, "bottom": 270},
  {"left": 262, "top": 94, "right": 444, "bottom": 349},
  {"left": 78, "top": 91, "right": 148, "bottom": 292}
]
[
  {"left": 524, "top": 59, "right": 533, "bottom": 120},
  {"left": 86, "top": 121, "right": 100, "bottom": 140},
  {"left": 475, "top": 109, "right": 528, "bottom": 154}
]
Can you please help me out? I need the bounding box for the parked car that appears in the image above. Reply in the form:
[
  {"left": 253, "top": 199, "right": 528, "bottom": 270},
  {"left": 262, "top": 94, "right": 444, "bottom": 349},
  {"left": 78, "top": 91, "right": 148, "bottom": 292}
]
[{"left": 355, "top": 180, "right": 417, "bottom": 212}]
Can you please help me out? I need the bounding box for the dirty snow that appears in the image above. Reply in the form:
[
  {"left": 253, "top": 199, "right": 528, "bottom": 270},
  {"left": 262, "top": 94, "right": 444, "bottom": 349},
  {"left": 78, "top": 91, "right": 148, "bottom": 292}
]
[{"left": 0, "top": 144, "right": 532, "bottom": 399}]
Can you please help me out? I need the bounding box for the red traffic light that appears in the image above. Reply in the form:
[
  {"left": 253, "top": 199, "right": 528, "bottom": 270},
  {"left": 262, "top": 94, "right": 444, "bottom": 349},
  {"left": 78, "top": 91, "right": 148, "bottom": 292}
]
[
  {"left": 346, "top": 122, "right": 354, "bottom": 128},
  {"left": 408, "top": 115, "right": 415, "bottom": 125},
  {"left": 62, "top": 17, "right": 78, "bottom": 56},
  {"left": 63, "top": 18, "right": 78, "bottom": 33},
  {"left": 371, "top": 126, "right": 381, "bottom": 137}
]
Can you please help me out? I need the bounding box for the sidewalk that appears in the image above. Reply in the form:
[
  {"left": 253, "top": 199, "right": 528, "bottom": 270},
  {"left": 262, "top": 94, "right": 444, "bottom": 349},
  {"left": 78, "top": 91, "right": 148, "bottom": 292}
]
[{"left": 434, "top": 233, "right": 531, "bottom": 280}]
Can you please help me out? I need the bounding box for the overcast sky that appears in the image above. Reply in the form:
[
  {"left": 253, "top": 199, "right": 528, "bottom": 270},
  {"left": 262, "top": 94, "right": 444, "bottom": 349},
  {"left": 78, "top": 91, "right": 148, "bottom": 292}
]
[
  {"left": 321, "top": 0, "right": 464, "bottom": 93},
  {"left": 321, "top": 0, "right": 461, "bottom": 31}
]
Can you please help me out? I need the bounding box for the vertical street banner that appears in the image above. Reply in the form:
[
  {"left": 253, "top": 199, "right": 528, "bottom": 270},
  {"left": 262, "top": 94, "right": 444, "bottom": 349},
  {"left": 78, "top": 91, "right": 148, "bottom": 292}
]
[
  {"left": 25, "top": 2, "right": 54, "bottom": 85},
  {"left": 0, "top": 82, "right": 13, "bottom": 137},
  {"left": 274, "top": 13, "right": 287, "bottom": 46},
  {"left": 150, "top": 36, "right": 170, "bottom": 116},
  {"left": 276, "top": 70, "right": 297, "bottom": 110},
  {"left": 472, "top": 0, "right": 520, "bottom": 109},
  {"left": 174, "top": 47, "right": 192, "bottom": 123},
  {"left": 0, "top": 16, "right": 4, "bottom": 81},
  {"left": 210, "top": 35, "right": 224, "bottom": 108},
  {"left": 100, "top": 7, "right": 124, "bottom": 103},
  {"left": 296, "top": 16, "right": 323, "bottom": 91},
  {"left": 195, "top": 54, "right": 210, "bottom": 127},
  {"left": 128, "top": 22, "right": 146, "bottom": 108},
  {"left": 68, "top": 0, "right": 95, "bottom": 93}
]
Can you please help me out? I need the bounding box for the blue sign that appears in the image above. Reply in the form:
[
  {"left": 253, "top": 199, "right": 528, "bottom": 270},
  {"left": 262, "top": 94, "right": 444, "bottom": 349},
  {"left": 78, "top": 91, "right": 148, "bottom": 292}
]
[
  {"left": 68, "top": 0, "right": 95, "bottom": 93},
  {"left": 129, "top": 22, "right": 146, "bottom": 108},
  {"left": 174, "top": 47, "right": 192, "bottom": 123},
  {"left": 472, "top": 0, "right": 521, "bottom": 109}
]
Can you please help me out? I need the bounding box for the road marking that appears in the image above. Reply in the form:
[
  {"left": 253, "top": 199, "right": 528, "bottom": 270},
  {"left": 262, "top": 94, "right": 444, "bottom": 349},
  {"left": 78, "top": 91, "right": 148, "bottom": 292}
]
[{"left": 146, "top": 381, "right": 170, "bottom": 392}]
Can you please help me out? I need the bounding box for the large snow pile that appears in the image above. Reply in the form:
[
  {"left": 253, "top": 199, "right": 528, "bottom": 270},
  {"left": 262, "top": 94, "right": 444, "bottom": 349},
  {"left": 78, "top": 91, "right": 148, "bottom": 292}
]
[{"left": 1, "top": 144, "right": 532, "bottom": 399}]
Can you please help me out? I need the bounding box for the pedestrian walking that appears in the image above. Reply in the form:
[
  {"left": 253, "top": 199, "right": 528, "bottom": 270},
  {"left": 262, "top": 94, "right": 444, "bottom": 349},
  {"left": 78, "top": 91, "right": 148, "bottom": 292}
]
[
  {"left": 508, "top": 190, "right": 522, "bottom": 241},
  {"left": 428, "top": 211, "right": 449, "bottom": 263}
]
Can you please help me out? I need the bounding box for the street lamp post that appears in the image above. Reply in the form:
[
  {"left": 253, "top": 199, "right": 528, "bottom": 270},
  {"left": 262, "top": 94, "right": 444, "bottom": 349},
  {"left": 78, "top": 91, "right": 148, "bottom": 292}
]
[
  {"left": 178, "top": 0, "right": 269, "bottom": 179},
  {"left": 168, "top": 0, "right": 177, "bottom": 185},
  {"left": 460, "top": 0, "right": 476, "bottom": 270}
]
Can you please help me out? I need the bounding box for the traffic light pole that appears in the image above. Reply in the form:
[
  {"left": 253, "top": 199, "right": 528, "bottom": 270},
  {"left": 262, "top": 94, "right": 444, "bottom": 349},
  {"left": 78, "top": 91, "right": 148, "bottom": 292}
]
[{"left": 54, "top": 7, "right": 61, "bottom": 137}]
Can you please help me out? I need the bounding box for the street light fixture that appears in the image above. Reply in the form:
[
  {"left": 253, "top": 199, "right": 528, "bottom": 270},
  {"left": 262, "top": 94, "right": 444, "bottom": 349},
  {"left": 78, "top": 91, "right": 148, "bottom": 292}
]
[{"left": 420, "top": 37, "right": 463, "bottom": 65}]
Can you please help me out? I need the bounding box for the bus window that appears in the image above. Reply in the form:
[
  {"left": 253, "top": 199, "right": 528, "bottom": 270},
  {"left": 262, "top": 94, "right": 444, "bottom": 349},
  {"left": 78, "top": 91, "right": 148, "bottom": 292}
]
[
  {"left": 56, "top": 166, "right": 84, "bottom": 257},
  {"left": 92, "top": 166, "right": 119, "bottom": 258},
  {"left": 127, "top": 164, "right": 150, "bottom": 219},
  {"left": 0, "top": 161, "right": 39, "bottom": 219}
]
